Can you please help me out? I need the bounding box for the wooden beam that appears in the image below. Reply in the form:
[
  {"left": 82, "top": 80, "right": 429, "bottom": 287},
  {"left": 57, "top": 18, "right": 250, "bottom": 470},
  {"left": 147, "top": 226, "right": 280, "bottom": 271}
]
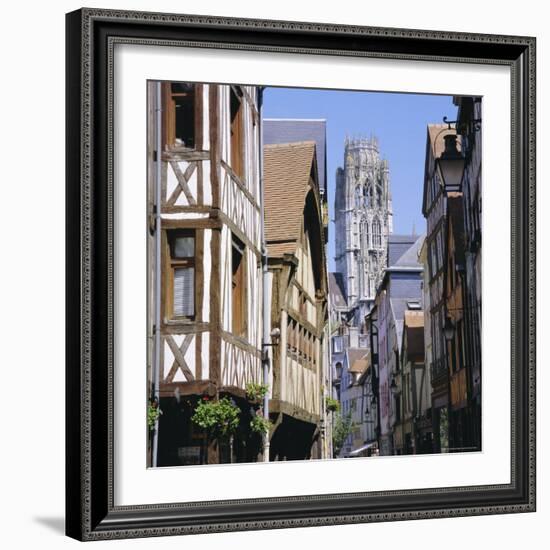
[
  {"left": 269, "top": 398, "right": 320, "bottom": 426},
  {"left": 160, "top": 218, "right": 222, "bottom": 230},
  {"left": 167, "top": 161, "right": 197, "bottom": 206},
  {"left": 285, "top": 308, "right": 321, "bottom": 340},
  {"left": 195, "top": 83, "right": 203, "bottom": 151},
  {"left": 161, "top": 150, "right": 209, "bottom": 162},
  {"left": 220, "top": 159, "right": 261, "bottom": 212},
  {"left": 161, "top": 159, "right": 168, "bottom": 205},
  {"left": 238, "top": 86, "right": 260, "bottom": 126},
  {"left": 165, "top": 334, "right": 195, "bottom": 382},
  {"left": 217, "top": 210, "right": 261, "bottom": 259},
  {"left": 209, "top": 227, "right": 221, "bottom": 385},
  {"left": 195, "top": 228, "right": 204, "bottom": 380},
  {"left": 209, "top": 85, "right": 220, "bottom": 209},
  {"left": 219, "top": 385, "right": 248, "bottom": 400},
  {"left": 196, "top": 157, "right": 204, "bottom": 206},
  {"left": 220, "top": 330, "right": 262, "bottom": 359},
  {"left": 161, "top": 204, "right": 212, "bottom": 214},
  {"left": 161, "top": 321, "right": 211, "bottom": 335},
  {"left": 159, "top": 380, "right": 217, "bottom": 398}
]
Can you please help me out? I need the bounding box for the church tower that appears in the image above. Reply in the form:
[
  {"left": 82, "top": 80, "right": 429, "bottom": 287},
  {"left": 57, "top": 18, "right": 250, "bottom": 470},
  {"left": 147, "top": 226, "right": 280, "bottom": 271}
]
[{"left": 334, "top": 137, "right": 393, "bottom": 319}]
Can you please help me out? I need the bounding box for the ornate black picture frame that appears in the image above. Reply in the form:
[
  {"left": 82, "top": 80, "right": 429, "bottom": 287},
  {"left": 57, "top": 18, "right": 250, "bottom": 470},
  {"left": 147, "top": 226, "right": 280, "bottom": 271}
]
[{"left": 66, "top": 8, "right": 536, "bottom": 541}]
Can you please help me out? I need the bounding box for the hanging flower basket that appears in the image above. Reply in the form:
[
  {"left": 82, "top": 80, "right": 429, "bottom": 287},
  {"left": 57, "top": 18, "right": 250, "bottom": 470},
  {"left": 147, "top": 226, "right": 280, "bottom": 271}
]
[
  {"left": 147, "top": 399, "right": 162, "bottom": 430},
  {"left": 325, "top": 396, "right": 340, "bottom": 413},
  {"left": 250, "top": 414, "right": 272, "bottom": 435},
  {"left": 245, "top": 382, "right": 269, "bottom": 402},
  {"left": 191, "top": 397, "right": 240, "bottom": 438}
]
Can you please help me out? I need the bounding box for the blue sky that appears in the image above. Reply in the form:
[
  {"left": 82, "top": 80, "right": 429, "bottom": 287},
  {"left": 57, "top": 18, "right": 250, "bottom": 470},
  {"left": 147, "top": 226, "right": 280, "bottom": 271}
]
[{"left": 262, "top": 87, "right": 458, "bottom": 271}]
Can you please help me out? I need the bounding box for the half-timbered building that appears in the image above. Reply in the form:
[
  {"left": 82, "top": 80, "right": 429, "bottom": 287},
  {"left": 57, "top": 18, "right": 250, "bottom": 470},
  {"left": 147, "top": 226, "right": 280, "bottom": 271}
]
[
  {"left": 454, "top": 96, "right": 482, "bottom": 450},
  {"left": 263, "top": 141, "right": 329, "bottom": 460},
  {"left": 399, "top": 310, "right": 430, "bottom": 454},
  {"left": 147, "top": 82, "right": 264, "bottom": 466},
  {"left": 444, "top": 192, "right": 478, "bottom": 451},
  {"left": 421, "top": 125, "right": 461, "bottom": 453}
]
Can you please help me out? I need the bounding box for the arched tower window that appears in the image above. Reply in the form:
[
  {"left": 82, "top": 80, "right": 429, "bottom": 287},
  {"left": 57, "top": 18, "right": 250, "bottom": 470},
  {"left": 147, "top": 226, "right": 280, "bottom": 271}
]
[
  {"left": 373, "top": 219, "right": 381, "bottom": 246},
  {"left": 363, "top": 219, "right": 370, "bottom": 248},
  {"left": 354, "top": 185, "right": 362, "bottom": 209},
  {"left": 363, "top": 185, "right": 369, "bottom": 208},
  {"left": 376, "top": 182, "right": 383, "bottom": 207}
]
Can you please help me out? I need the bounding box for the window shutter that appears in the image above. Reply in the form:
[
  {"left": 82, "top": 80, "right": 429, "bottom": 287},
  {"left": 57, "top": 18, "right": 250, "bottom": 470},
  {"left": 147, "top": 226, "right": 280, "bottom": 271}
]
[{"left": 174, "top": 267, "right": 194, "bottom": 317}]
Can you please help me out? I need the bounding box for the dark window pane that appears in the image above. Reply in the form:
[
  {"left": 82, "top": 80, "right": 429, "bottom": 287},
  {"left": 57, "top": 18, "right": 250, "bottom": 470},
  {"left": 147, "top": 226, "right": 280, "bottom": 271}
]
[{"left": 174, "top": 236, "right": 194, "bottom": 258}]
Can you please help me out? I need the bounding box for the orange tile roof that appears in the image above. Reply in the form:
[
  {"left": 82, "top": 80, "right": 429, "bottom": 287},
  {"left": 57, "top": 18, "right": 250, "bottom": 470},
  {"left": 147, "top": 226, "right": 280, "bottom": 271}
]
[{"left": 263, "top": 141, "right": 317, "bottom": 257}]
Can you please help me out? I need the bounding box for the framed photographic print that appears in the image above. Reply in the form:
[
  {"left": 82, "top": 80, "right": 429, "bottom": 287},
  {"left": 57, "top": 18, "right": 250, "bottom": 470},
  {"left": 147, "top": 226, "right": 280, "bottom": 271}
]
[{"left": 65, "top": 8, "right": 536, "bottom": 541}]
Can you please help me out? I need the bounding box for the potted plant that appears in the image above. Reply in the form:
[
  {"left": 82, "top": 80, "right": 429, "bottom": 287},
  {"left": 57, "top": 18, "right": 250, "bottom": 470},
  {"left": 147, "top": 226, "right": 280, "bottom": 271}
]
[
  {"left": 325, "top": 396, "right": 340, "bottom": 414},
  {"left": 249, "top": 410, "right": 272, "bottom": 435},
  {"left": 147, "top": 398, "right": 162, "bottom": 432},
  {"left": 191, "top": 396, "right": 240, "bottom": 463},
  {"left": 245, "top": 382, "right": 269, "bottom": 403}
]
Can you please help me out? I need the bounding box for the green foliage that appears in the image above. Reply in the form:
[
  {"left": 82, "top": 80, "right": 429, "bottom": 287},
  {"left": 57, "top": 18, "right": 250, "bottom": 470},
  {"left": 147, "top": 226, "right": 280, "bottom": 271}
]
[
  {"left": 332, "top": 412, "right": 355, "bottom": 457},
  {"left": 191, "top": 397, "right": 240, "bottom": 438},
  {"left": 325, "top": 396, "right": 340, "bottom": 413},
  {"left": 147, "top": 400, "right": 161, "bottom": 429},
  {"left": 245, "top": 382, "right": 269, "bottom": 402},
  {"left": 250, "top": 413, "right": 272, "bottom": 435}
]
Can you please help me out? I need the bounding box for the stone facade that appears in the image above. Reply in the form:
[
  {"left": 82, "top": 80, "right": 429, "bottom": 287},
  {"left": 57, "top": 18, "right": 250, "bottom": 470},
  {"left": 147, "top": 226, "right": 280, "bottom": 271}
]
[{"left": 334, "top": 137, "right": 393, "bottom": 323}]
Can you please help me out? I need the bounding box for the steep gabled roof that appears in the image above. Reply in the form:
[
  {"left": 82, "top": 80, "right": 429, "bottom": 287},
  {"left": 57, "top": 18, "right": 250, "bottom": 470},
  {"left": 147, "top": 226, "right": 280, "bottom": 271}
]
[
  {"left": 388, "top": 234, "right": 418, "bottom": 267},
  {"left": 263, "top": 119, "right": 327, "bottom": 192},
  {"left": 394, "top": 235, "right": 426, "bottom": 268},
  {"left": 329, "top": 272, "right": 347, "bottom": 308},
  {"left": 390, "top": 298, "right": 408, "bottom": 352},
  {"left": 346, "top": 347, "right": 369, "bottom": 373},
  {"left": 263, "top": 141, "right": 319, "bottom": 257}
]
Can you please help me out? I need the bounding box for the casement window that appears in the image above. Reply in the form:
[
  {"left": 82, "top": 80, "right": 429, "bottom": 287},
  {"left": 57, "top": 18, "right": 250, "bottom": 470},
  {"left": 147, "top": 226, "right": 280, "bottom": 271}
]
[
  {"left": 230, "top": 88, "right": 245, "bottom": 181},
  {"left": 163, "top": 82, "right": 196, "bottom": 150},
  {"left": 231, "top": 234, "right": 247, "bottom": 337},
  {"left": 166, "top": 229, "right": 195, "bottom": 319}
]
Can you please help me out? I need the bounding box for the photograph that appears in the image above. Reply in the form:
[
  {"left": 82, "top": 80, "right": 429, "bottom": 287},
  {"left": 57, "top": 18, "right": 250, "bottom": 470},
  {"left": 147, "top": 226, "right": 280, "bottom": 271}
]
[
  {"left": 146, "top": 81, "right": 482, "bottom": 467},
  {"left": 63, "top": 6, "right": 535, "bottom": 541}
]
